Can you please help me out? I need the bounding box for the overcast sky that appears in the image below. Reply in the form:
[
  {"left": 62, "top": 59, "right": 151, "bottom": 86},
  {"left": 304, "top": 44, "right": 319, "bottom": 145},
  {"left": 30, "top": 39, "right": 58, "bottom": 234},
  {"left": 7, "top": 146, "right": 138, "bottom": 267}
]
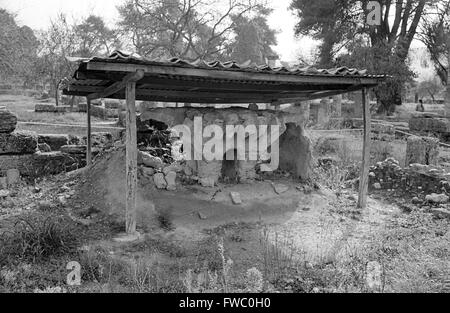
[{"left": 0, "top": 0, "right": 317, "bottom": 63}]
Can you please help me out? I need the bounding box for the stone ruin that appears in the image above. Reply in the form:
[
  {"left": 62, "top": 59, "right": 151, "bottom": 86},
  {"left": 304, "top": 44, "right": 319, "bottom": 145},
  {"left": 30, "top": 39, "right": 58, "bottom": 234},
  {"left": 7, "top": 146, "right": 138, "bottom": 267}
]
[
  {"left": 0, "top": 108, "right": 115, "bottom": 184},
  {"left": 369, "top": 158, "right": 450, "bottom": 203},
  {"left": 35, "top": 98, "right": 121, "bottom": 120},
  {"left": 133, "top": 105, "right": 313, "bottom": 190},
  {"left": 409, "top": 113, "right": 450, "bottom": 142}
]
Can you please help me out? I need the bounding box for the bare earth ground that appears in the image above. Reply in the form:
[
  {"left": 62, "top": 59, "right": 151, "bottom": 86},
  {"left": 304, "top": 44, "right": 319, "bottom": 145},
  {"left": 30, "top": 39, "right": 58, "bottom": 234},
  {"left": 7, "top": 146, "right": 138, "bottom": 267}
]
[
  {"left": 0, "top": 95, "right": 449, "bottom": 292},
  {"left": 1, "top": 146, "right": 449, "bottom": 292}
]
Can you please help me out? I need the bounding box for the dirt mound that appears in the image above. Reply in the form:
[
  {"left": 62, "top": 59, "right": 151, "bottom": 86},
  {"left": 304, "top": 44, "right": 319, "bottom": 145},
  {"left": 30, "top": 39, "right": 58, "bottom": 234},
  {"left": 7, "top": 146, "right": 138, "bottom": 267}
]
[{"left": 71, "top": 147, "right": 156, "bottom": 230}]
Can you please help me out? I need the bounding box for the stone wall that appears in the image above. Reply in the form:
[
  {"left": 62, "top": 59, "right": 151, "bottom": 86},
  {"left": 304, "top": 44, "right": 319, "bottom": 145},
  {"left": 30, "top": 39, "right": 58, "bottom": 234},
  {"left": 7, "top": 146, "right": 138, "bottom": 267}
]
[
  {"left": 138, "top": 106, "right": 312, "bottom": 187},
  {"left": 369, "top": 158, "right": 450, "bottom": 198},
  {"left": 409, "top": 115, "right": 450, "bottom": 134},
  {"left": 1, "top": 108, "right": 114, "bottom": 179}
]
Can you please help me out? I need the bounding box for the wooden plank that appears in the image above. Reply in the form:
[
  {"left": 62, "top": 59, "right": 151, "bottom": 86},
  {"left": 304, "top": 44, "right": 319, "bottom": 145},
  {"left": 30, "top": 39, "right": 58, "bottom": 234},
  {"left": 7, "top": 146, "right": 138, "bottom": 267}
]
[
  {"left": 86, "top": 69, "right": 144, "bottom": 100},
  {"left": 86, "top": 62, "right": 383, "bottom": 86},
  {"left": 358, "top": 88, "right": 371, "bottom": 209},
  {"left": 86, "top": 98, "right": 92, "bottom": 166},
  {"left": 125, "top": 81, "right": 138, "bottom": 234}
]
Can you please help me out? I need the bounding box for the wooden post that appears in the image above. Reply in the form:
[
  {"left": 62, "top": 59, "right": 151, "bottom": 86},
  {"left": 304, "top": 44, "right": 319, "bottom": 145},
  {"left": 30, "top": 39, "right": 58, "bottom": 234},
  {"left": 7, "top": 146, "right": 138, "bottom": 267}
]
[
  {"left": 358, "top": 88, "right": 371, "bottom": 208},
  {"left": 125, "top": 82, "right": 138, "bottom": 234},
  {"left": 86, "top": 98, "right": 92, "bottom": 166}
]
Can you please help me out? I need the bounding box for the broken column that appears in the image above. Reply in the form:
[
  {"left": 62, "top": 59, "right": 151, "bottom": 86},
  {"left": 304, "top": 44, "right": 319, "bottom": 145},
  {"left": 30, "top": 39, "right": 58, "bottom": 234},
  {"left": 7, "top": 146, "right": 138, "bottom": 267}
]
[
  {"left": 405, "top": 135, "right": 439, "bottom": 166},
  {"left": 317, "top": 98, "right": 330, "bottom": 125},
  {"left": 332, "top": 95, "right": 342, "bottom": 117}
]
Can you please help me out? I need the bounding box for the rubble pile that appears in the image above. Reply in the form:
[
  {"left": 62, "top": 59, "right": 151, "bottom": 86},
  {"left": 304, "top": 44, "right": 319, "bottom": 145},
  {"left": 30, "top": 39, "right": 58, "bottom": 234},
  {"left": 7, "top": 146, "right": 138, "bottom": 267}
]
[
  {"left": 369, "top": 157, "right": 450, "bottom": 200},
  {"left": 138, "top": 150, "right": 181, "bottom": 191}
]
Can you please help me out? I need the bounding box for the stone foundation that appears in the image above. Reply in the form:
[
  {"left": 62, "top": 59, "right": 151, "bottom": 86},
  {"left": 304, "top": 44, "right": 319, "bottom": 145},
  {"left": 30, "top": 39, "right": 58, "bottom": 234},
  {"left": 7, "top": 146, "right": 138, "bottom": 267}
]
[{"left": 138, "top": 106, "right": 312, "bottom": 187}]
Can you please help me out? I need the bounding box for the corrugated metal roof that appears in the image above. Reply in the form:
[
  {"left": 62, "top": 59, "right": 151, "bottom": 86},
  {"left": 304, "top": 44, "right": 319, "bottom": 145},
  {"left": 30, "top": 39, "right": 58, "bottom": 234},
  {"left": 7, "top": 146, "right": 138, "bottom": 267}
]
[
  {"left": 74, "top": 50, "right": 385, "bottom": 79},
  {"left": 64, "top": 50, "right": 386, "bottom": 104}
]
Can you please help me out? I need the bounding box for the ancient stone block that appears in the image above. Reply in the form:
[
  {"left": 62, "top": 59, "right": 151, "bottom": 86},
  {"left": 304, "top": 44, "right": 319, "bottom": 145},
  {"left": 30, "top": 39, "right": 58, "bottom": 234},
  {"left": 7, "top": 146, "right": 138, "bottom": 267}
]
[
  {"left": 0, "top": 131, "right": 37, "bottom": 154},
  {"left": 409, "top": 116, "right": 450, "bottom": 133},
  {"left": 60, "top": 145, "right": 87, "bottom": 154},
  {"left": 163, "top": 163, "right": 183, "bottom": 175},
  {"left": 153, "top": 173, "right": 167, "bottom": 189},
  {"left": 104, "top": 99, "right": 121, "bottom": 109},
  {"left": 38, "top": 134, "right": 69, "bottom": 151},
  {"left": 165, "top": 171, "right": 176, "bottom": 191},
  {"left": 54, "top": 105, "right": 72, "bottom": 113},
  {"left": 6, "top": 169, "right": 20, "bottom": 186},
  {"left": 0, "top": 110, "right": 17, "bottom": 133},
  {"left": 230, "top": 192, "right": 242, "bottom": 204},
  {"left": 138, "top": 151, "right": 164, "bottom": 168},
  {"left": 273, "top": 183, "right": 289, "bottom": 194},
  {"left": 0, "top": 154, "right": 35, "bottom": 176},
  {"left": 425, "top": 193, "right": 449, "bottom": 204},
  {"left": 405, "top": 136, "right": 439, "bottom": 166},
  {"left": 34, "top": 103, "right": 56, "bottom": 112},
  {"left": 431, "top": 208, "right": 450, "bottom": 219},
  {"left": 142, "top": 167, "right": 155, "bottom": 177},
  {"left": 33, "top": 151, "right": 77, "bottom": 176},
  {"left": 0, "top": 176, "right": 7, "bottom": 189},
  {"left": 38, "top": 143, "right": 52, "bottom": 152}
]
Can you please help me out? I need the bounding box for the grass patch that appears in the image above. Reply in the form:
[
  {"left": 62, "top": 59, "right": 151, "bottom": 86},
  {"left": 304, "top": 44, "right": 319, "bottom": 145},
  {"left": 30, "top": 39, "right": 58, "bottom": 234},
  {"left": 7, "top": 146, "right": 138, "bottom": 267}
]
[{"left": 0, "top": 212, "right": 80, "bottom": 266}]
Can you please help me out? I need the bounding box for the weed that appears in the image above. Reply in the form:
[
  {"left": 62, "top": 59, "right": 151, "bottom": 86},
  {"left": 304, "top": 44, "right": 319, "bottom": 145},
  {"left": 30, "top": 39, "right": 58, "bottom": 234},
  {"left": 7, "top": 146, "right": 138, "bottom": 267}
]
[
  {"left": 156, "top": 209, "right": 175, "bottom": 231},
  {"left": 0, "top": 213, "right": 80, "bottom": 265}
]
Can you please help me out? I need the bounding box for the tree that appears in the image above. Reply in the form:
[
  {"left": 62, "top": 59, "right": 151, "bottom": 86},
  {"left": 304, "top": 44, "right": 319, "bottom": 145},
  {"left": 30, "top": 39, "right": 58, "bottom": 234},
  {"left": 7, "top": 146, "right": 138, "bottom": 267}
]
[
  {"left": 336, "top": 40, "right": 415, "bottom": 113},
  {"left": 416, "top": 78, "right": 444, "bottom": 102},
  {"left": 290, "top": 0, "right": 433, "bottom": 113},
  {"left": 37, "top": 14, "right": 78, "bottom": 104},
  {"left": 37, "top": 14, "right": 121, "bottom": 104},
  {"left": 117, "top": 0, "right": 267, "bottom": 61},
  {"left": 74, "top": 15, "right": 121, "bottom": 57},
  {"left": 419, "top": 1, "right": 449, "bottom": 85},
  {"left": 227, "top": 6, "right": 278, "bottom": 64},
  {"left": 290, "top": 0, "right": 359, "bottom": 67},
  {"left": 0, "top": 9, "right": 39, "bottom": 86}
]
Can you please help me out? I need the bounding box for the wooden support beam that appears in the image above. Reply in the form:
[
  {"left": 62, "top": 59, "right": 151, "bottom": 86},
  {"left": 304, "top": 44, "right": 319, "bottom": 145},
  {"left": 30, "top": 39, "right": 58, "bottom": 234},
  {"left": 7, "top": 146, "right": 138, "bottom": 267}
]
[
  {"left": 358, "top": 88, "right": 371, "bottom": 209},
  {"left": 86, "top": 98, "right": 92, "bottom": 166},
  {"left": 125, "top": 81, "right": 138, "bottom": 234},
  {"left": 86, "top": 69, "right": 144, "bottom": 101},
  {"left": 75, "top": 71, "right": 355, "bottom": 92},
  {"left": 272, "top": 85, "right": 363, "bottom": 105}
]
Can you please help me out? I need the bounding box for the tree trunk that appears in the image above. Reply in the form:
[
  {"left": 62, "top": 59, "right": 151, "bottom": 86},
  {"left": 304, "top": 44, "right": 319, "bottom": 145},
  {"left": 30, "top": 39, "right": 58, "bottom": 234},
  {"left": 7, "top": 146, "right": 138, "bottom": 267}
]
[
  {"left": 55, "top": 80, "right": 61, "bottom": 107},
  {"left": 446, "top": 39, "right": 450, "bottom": 117}
]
